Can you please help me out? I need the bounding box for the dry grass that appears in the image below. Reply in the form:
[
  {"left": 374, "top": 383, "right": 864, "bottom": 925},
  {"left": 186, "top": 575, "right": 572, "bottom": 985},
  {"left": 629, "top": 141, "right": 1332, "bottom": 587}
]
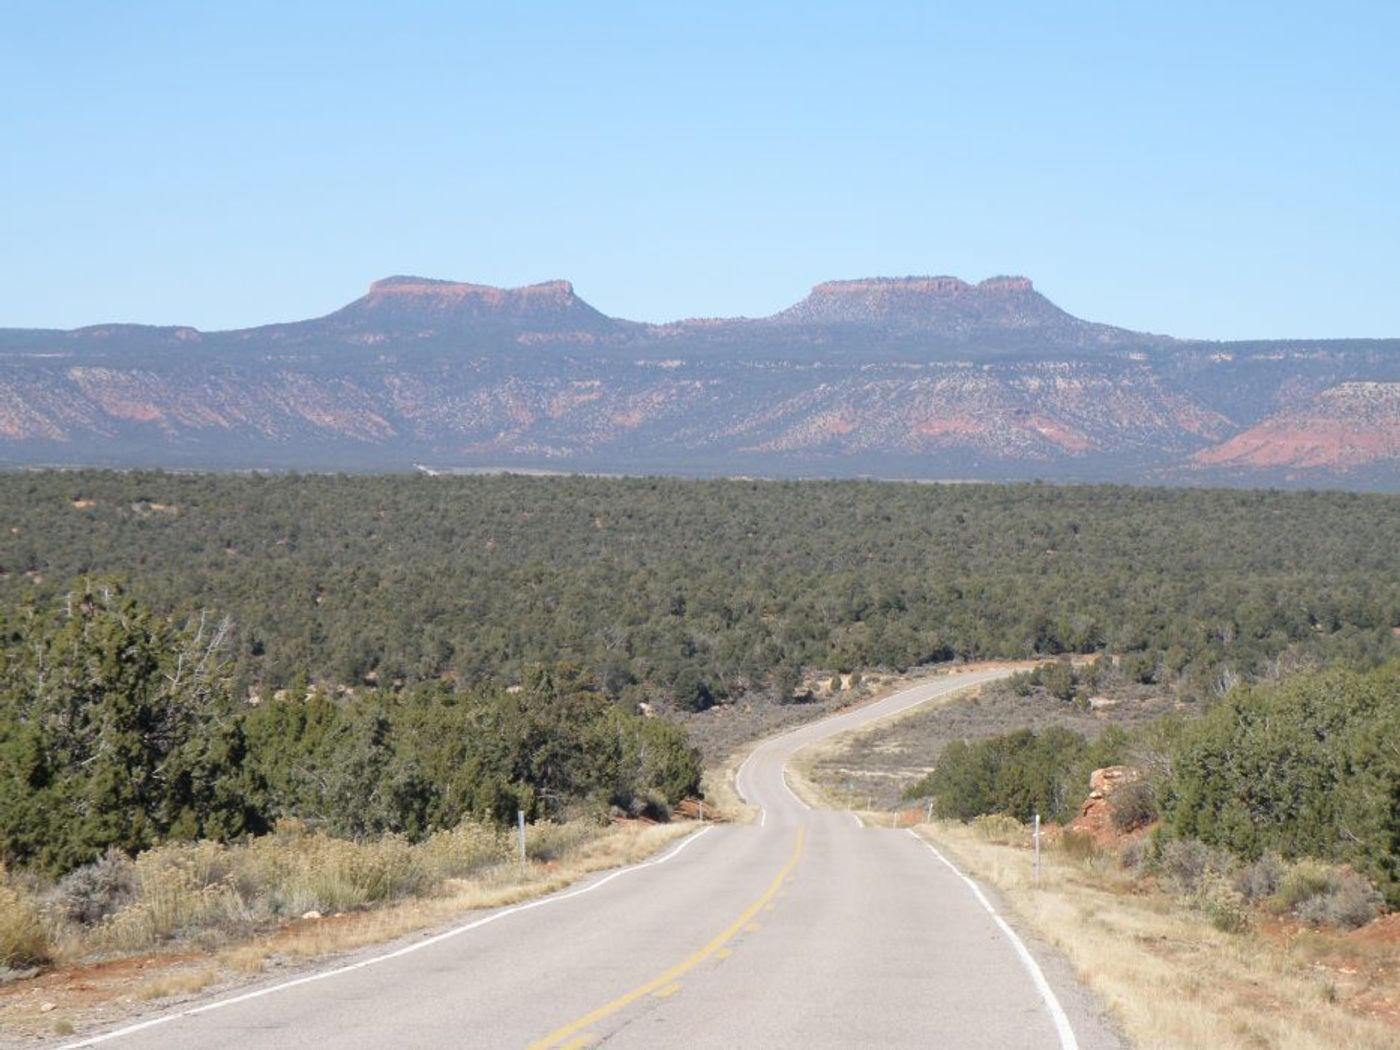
[
  {"left": 217, "top": 944, "right": 269, "bottom": 974},
  {"left": 0, "top": 867, "right": 54, "bottom": 969},
  {"left": 915, "top": 821, "right": 1398, "bottom": 1050},
  {"left": 133, "top": 967, "right": 218, "bottom": 1001},
  {"left": 703, "top": 754, "right": 758, "bottom": 824},
  {"left": 116, "top": 821, "right": 691, "bottom": 969}
]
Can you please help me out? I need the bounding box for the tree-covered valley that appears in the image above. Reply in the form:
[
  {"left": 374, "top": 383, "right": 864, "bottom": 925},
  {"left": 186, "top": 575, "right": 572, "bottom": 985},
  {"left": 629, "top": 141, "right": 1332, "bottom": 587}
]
[
  {"left": 2, "top": 472, "right": 1395, "bottom": 705},
  {"left": 0, "top": 471, "right": 1395, "bottom": 882}
]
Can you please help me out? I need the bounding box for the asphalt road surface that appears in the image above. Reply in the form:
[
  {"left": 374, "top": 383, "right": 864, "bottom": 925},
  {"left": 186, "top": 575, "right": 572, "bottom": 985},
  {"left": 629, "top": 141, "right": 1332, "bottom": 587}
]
[{"left": 62, "top": 671, "right": 1127, "bottom": 1049}]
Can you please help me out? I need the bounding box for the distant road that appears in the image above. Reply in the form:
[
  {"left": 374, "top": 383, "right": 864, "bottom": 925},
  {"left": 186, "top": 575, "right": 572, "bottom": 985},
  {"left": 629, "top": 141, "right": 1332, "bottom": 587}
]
[{"left": 63, "top": 671, "right": 1126, "bottom": 1049}]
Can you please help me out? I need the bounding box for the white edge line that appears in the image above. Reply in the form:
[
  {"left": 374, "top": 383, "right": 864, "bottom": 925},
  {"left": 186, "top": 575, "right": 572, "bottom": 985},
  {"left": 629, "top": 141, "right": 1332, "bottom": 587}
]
[
  {"left": 780, "top": 771, "right": 811, "bottom": 810},
  {"left": 906, "top": 829, "right": 1079, "bottom": 1050},
  {"left": 61, "top": 826, "right": 716, "bottom": 1049},
  {"left": 849, "top": 811, "right": 863, "bottom": 829},
  {"left": 758, "top": 807, "right": 767, "bottom": 827},
  {"left": 735, "top": 748, "right": 757, "bottom": 803}
]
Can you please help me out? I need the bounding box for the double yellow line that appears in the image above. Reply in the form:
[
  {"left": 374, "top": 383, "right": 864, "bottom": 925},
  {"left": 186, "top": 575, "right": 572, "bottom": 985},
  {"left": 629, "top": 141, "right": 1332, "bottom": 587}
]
[{"left": 527, "top": 829, "right": 806, "bottom": 1049}]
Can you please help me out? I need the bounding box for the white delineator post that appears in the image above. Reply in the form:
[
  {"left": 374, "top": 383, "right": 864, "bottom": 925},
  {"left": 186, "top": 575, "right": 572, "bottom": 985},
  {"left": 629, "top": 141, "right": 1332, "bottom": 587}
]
[
  {"left": 1034, "top": 812, "right": 1041, "bottom": 886},
  {"left": 517, "top": 809, "right": 526, "bottom": 864}
]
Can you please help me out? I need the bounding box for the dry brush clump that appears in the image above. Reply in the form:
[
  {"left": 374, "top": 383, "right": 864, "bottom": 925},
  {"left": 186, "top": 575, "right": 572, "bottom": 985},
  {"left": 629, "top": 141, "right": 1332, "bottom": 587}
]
[
  {"left": 0, "top": 866, "right": 53, "bottom": 970},
  {"left": 1131, "top": 836, "right": 1386, "bottom": 934},
  {"left": 0, "top": 818, "right": 611, "bottom": 969},
  {"left": 1276, "top": 860, "right": 1385, "bottom": 930},
  {"left": 969, "top": 813, "right": 1026, "bottom": 845}
]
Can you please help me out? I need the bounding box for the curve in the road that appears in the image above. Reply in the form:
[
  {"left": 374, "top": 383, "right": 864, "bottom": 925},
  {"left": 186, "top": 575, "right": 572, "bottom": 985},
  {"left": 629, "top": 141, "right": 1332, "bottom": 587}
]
[{"left": 54, "top": 670, "right": 1124, "bottom": 1050}]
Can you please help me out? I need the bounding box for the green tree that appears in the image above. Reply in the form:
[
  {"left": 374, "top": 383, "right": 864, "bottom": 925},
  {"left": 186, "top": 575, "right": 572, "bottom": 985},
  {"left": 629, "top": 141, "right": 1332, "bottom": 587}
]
[{"left": 0, "top": 584, "right": 261, "bottom": 875}]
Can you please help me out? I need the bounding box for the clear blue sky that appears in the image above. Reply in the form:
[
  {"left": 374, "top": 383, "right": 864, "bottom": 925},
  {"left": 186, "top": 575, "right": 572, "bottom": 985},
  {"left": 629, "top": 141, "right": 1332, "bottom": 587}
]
[{"left": 3, "top": 1, "right": 1397, "bottom": 338}]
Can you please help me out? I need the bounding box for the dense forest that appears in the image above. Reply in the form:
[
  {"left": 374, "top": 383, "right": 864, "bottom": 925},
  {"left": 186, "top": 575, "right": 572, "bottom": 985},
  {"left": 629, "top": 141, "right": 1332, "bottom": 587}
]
[
  {"left": 1, "top": 472, "right": 1395, "bottom": 709},
  {"left": 1, "top": 471, "right": 1396, "bottom": 880}
]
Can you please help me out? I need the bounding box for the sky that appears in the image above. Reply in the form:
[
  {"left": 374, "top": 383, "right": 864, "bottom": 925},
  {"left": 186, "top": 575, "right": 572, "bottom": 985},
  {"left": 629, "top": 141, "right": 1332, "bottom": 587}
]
[{"left": 2, "top": 1, "right": 1397, "bottom": 339}]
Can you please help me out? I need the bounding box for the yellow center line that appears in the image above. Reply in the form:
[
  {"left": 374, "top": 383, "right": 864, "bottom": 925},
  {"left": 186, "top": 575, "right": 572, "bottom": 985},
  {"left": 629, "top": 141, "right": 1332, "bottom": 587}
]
[{"left": 525, "top": 829, "right": 806, "bottom": 1050}]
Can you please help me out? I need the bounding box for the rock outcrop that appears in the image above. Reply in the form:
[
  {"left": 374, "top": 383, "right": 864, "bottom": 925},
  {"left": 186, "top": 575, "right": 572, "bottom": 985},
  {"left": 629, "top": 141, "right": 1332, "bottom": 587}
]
[{"left": 1068, "top": 765, "right": 1146, "bottom": 846}]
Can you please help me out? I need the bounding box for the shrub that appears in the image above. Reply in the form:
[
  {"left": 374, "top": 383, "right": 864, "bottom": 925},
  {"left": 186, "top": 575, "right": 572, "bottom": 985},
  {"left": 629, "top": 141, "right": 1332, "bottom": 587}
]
[
  {"left": 53, "top": 849, "right": 136, "bottom": 925},
  {"left": 1296, "top": 873, "right": 1383, "bottom": 929},
  {"left": 634, "top": 790, "right": 673, "bottom": 823},
  {"left": 417, "top": 822, "right": 509, "bottom": 880},
  {"left": 265, "top": 834, "right": 426, "bottom": 913},
  {"left": 1195, "top": 870, "right": 1251, "bottom": 933},
  {"left": 1281, "top": 862, "right": 1383, "bottom": 929},
  {"left": 1156, "top": 838, "right": 1233, "bottom": 895},
  {"left": 970, "top": 814, "right": 1024, "bottom": 845},
  {"left": 909, "top": 726, "right": 1091, "bottom": 824},
  {"left": 1109, "top": 781, "right": 1158, "bottom": 833},
  {"left": 524, "top": 822, "right": 599, "bottom": 864},
  {"left": 0, "top": 868, "right": 52, "bottom": 968},
  {"left": 94, "top": 845, "right": 247, "bottom": 951},
  {"left": 1118, "top": 838, "right": 1147, "bottom": 872},
  {"left": 1057, "top": 830, "right": 1098, "bottom": 862},
  {"left": 1235, "top": 853, "right": 1286, "bottom": 903},
  {"left": 1162, "top": 662, "right": 1399, "bottom": 907},
  {"left": 1277, "top": 859, "right": 1336, "bottom": 911},
  {"left": 1120, "top": 651, "right": 1158, "bottom": 685},
  {"left": 1040, "top": 662, "right": 1075, "bottom": 702}
]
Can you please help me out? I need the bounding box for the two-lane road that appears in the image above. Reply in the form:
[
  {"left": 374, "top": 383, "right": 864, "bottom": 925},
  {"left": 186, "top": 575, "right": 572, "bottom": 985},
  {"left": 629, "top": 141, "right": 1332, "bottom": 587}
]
[{"left": 62, "top": 672, "right": 1126, "bottom": 1049}]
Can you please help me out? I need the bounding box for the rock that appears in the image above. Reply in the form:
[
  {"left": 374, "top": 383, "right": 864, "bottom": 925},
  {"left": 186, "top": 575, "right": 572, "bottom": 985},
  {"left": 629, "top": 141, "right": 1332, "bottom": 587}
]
[
  {"left": 40, "top": 1002, "right": 56, "bottom": 1013},
  {"left": 301, "top": 910, "right": 322, "bottom": 921},
  {"left": 1088, "top": 765, "right": 1138, "bottom": 799},
  {"left": 1066, "top": 765, "right": 1155, "bottom": 847}
]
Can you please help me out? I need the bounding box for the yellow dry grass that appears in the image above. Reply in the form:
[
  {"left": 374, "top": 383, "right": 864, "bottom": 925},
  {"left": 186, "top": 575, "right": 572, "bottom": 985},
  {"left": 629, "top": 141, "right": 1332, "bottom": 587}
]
[
  {"left": 248, "top": 821, "right": 693, "bottom": 963},
  {"left": 915, "top": 822, "right": 1398, "bottom": 1050},
  {"left": 133, "top": 967, "right": 218, "bottom": 1002},
  {"left": 705, "top": 751, "right": 759, "bottom": 824},
  {"left": 0, "top": 867, "right": 52, "bottom": 968}
]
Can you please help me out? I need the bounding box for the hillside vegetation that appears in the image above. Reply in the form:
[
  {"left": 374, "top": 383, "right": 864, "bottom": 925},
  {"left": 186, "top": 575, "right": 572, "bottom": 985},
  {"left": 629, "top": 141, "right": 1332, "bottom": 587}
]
[
  {"left": 0, "top": 583, "right": 699, "bottom": 881},
  {"left": 904, "top": 661, "right": 1399, "bottom": 909}
]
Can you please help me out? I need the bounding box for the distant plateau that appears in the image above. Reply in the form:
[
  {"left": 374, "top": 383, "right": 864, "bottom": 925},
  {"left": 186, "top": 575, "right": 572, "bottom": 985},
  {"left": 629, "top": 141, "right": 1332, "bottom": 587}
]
[{"left": 1, "top": 273, "right": 1396, "bottom": 489}]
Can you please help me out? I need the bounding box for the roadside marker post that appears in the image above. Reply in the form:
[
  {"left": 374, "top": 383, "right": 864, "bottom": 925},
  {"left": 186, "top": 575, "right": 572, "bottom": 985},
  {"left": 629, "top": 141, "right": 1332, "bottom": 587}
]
[
  {"left": 925, "top": 799, "right": 933, "bottom": 824},
  {"left": 518, "top": 809, "right": 527, "bottom": 865},
  {"left": 1033, "top": 812, "right": 1041, "bottom": 886}
]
